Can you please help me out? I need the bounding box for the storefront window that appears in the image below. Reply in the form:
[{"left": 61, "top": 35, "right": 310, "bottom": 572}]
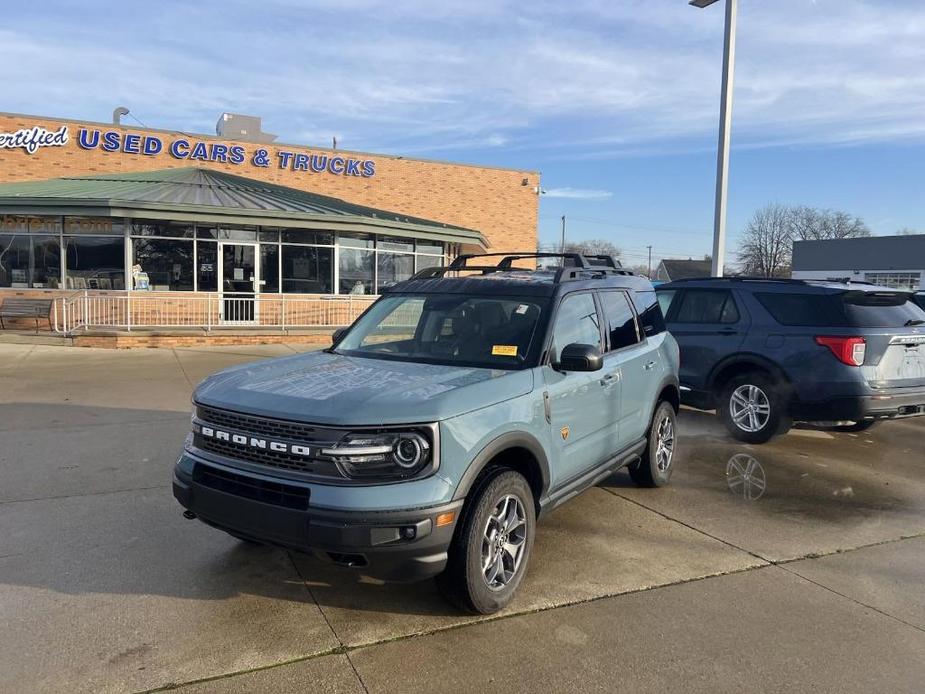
[
  {"left": 131, "top": 221, "right": 194, "bottom": 238},
  {"left": 416, "top": 240, "right": 444, "bottom": 255},
  {"left": 65, "top": 236, "right": 125, "bottom": 290},
  {"left": 376, "top": 252, "right": 414, "bottom": 292},
  {"left": 0, "top": 234, "right": 61, "bottom": 288},
  {"left": 339, "top": 246, "right": 374, "bottom": 294},
  {"left": 281, "top": 229, "right": 334, "bottom": 245},
  {"left": 261, "top": 244, "right": 279, "bottom": 292},
  {"left": 132, "top": 238, "right": 194, "bottom": 291},
  {"left": 210, "top": 226, "right": 258, "bottom": 241},
  {"left": 339, "top": 233, "right": 375, "bottom": 249},
  {"left": 282, "top": 245, "right": 333, "bottom": 294},
  {"left": 378, "top": 237, "right": 415, "bottom": 253},
  {"left": 64, "top": 217, "right": 123, "bottom": 235},
  {"left": 197, "top": 241, "right": 218, "bottom": 291}
]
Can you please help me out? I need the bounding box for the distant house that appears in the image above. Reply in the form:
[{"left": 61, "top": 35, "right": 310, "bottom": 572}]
[
  {"left": 792, "top": 235, "right": 925, "bottom": 291},
  {"left": 655, "top": 259, "right": 712, "bottom": 282}
]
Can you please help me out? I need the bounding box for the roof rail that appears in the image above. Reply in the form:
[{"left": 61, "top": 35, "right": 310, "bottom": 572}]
[
  {"left": 666, "top": 276, "right": 810, "bottom": 285},
  {"left": 409, "top": 251, "right": 635, "bottom": 283}
]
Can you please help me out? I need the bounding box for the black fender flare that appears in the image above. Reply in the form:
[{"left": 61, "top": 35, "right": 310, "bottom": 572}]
[
  {"left": 707, "top": 353, "right": 793, "bottom": 395},
  {"left": 451, "top": 431, "right": 551, "bottom": 504}
]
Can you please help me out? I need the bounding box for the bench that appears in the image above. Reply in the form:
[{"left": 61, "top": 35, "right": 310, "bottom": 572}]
[{"left": 0, "top": 298, "right": 54, "bottom": 332}]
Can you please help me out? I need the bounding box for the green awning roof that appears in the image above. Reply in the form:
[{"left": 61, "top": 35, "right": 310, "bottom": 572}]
[{"left": 0, "top": 167, "right": 487, "bottom": 247}]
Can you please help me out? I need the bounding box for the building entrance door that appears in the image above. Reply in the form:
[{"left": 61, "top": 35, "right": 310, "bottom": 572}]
[{"left": 218, "top": 242, "right": 259, "bottom": 323}]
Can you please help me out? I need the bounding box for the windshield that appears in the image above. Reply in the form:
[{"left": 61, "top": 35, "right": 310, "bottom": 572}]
[{"left": 335, "top": 293, "right": 548, "bottom": 368}]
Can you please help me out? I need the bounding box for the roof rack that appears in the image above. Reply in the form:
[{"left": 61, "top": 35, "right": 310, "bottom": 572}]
[
  {"left": 666, "top": 276, "right": 810, "bottom": 285},
  {"left": 409, "top": 252, "right": 634, "bottom": 283}
]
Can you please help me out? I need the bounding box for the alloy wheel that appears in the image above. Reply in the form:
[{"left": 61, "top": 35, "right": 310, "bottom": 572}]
[
  {"left": 480, "top": 494, "right": 528, "bottom": 590},
  {"left": 655, "top": 414, "right": 675, "bottom": 472},
  {"left": 730, "top": 384, "right": 771, "bottom": 433}
]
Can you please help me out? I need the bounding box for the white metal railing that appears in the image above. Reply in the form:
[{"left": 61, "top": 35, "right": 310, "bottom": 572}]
[{"left": 52, "top": 291, "right": 377, "bottom": 334}]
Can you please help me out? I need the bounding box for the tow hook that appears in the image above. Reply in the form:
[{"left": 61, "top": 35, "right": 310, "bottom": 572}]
[{"left": 182, "top": 510, "right": 197, "bottom": 520}]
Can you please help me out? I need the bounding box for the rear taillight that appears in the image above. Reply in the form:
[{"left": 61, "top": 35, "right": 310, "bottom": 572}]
[{"left": 815, "top": 336, "right": 866, "bottom": 366}]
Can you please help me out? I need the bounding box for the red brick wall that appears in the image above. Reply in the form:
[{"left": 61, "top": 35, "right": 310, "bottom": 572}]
[{"left": 0, "top": 113, "right": 539, "bottom": 256}]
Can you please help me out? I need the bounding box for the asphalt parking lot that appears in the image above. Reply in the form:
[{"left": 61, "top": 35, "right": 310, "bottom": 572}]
[{"left": 1, "top": 342, "right": 924, "bottom": 693}]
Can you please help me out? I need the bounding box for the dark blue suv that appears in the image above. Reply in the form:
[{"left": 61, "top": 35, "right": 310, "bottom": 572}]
[{"left": 656, "top": 278, "right": 925, "bottom": 443}]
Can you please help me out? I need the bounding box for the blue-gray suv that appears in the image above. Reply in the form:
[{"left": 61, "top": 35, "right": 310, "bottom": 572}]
[
  {"left": 657, "top": 278, "right": 925, "bottom": 443},
  {"left": 173, "top": 252, "right": 680, "bottom": 613}
]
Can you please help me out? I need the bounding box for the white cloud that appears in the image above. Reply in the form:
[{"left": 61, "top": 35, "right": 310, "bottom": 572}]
[
  {"left": 1, "top": 0, "right": 923, "bottom": 157},
  {"left": 544, "top": 187, "right": 613, "bottom": 199}
]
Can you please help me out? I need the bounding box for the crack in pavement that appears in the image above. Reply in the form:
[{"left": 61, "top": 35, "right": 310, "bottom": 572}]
[{"left": 0, "top": 483, "right": 171, "bottom": 506}]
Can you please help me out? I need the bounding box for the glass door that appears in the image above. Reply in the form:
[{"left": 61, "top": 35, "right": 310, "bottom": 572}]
[{"left": 218, "top": 242, "right": 259, "bottom": 323}]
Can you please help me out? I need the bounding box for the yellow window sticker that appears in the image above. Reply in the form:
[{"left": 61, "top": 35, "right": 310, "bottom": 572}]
[{"left": 492, "top": 345, "right": 518, "bottom": 357}]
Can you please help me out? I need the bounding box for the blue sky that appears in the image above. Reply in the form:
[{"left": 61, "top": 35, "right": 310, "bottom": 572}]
[{"left": 2, "top": 0, "right": 923, "bottom": 267}]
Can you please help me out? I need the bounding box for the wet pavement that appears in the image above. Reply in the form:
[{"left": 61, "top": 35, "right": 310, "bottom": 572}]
[{"left": 0, "top": 343, "right": 923, "bottom": 693}]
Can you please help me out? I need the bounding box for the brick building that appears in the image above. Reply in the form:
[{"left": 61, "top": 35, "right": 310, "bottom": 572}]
[{"left": 0, "top": 111, "right": 540, "bottom": 335}]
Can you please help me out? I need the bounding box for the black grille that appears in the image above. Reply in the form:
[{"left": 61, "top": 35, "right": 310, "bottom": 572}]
[
  {"left": 193, "top": 404, "right": 344, "bottom": 478},
  {"left": 193, "top": 464, "right": 310, "bottom": 510},
  {"left": 196, "top": 405, "right": 329, "bottom": 441},
  {"left": 193, "top": 434, "right": 342, "bottom": 476}
]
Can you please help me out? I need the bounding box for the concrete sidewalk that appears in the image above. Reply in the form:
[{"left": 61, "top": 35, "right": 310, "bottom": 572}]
[{"left": 0, "top": 343, "right": 923, "bottom": 693}]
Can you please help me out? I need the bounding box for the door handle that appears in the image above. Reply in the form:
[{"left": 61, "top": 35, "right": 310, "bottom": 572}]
[
  {"left": 644, "top": 361, "right": 656, "bottom": 371},
  {"left": 600, "top": 372, "right": 619, "bottom": 386}
]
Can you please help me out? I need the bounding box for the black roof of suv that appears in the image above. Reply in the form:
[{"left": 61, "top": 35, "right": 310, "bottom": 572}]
[{"left": 389, "top": 252, "right": 655, "bottom": 297}]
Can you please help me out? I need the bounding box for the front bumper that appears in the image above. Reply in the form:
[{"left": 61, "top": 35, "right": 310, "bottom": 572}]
[
  {"left": 173, "top": 454, "right": 462, "bottom": 583},
  {"left": 790, "top": 388, "right": 925, "bottom": 423}
]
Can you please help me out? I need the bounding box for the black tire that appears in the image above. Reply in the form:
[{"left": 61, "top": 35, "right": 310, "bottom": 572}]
[
  {"left": 836, "top": 419, "right": 879, "bottom": 432},
  {"left": 436, "top": 469, "right": 536, "bottom": 615},
  {"left": 629, "top": 401, "right": 677, "bottom": 487},
  {"left": 717, "top": 372, "right": 791, "bottom": 444}
]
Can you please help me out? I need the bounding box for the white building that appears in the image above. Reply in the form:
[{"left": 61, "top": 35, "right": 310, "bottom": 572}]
[{"left": 791, "top": 235, "right": 925, "bottom": 291}]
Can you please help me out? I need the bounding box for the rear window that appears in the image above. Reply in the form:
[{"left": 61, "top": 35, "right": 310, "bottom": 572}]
[{"left": 755, "top": 291, "right": 925, "bottom": 328}]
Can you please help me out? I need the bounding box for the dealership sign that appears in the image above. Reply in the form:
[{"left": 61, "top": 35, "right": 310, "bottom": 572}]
[
  {"left": 0, "top": 125, "right": 69, "bottom": 154},
  {"left": 75, "top": 127, "right": 376, "bottom": 177}
]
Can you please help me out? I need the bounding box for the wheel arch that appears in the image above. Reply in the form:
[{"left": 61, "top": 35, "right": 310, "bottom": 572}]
[
  {"left": 451, "top": 432, "right": 550, "bottom": 516},
  {"left": 708, "top": 354, "right": 793, "bottom": 397}
]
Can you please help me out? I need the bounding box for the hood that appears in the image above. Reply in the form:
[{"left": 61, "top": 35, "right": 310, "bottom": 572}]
[{"left": 194, "top": 351, "right": 535, "bottom": 425}]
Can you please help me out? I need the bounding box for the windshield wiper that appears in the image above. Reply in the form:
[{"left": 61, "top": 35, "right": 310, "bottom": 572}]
[{"left": 905, "top": 319, "right": 925, "bottom": 326}]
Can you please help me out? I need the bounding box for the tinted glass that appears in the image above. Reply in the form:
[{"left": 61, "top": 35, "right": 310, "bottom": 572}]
[
  {"left": 674, "top": 290, "right": 739, "bottom": 324},
  {"left": 131, "top": 221, "right": 194, "bottom": 238},
  {"left": 197, "top": 241, "right": 218, "bottom": 291},
  {"left": 339, "top": 247, "right": 374, "bottom": 294},
  {"left": 65, "top": 236, "right": 125, "bottom": 290},
  {"left": 337, "top": 294, "right": 546, "bottom": 369},
  {"left": 339, "top": 233, "right": 374, "bottom": 249},
  {"left": 0, "top": 234, "right": 61, "bottom": 288},
  {"left": 378, "top": 237, "right": 415, "bottom": 252},
  {"left": 551, "top": 292, "right": 601, "bottom": 361},
  {"left": 632, "top": 290, "right": 666, "bottom": 336},
  {"left": 600, "top": 291, "right": 640, "bottom": 350},
  {"left": 376, "top": 252, "right": 415, "bottom": 292},
  {"left": 280, "top": 229, "right": 333, "bottom": 245},
  {"left": 416, "top": 240, "right": 444, "bottom": 255},
  {"left": 656, "top": 289, "right": 677, "bottom": 318},
  {"left": 756, "top": 291, "right": 925, "bottom": 328},
  {"left": 282, "top": 245, "right": 333, "bottom": 293},
  {"left": 132, "top": 238, "right": 194, "bottom": 290},
  {"left": 261, "top": 243, "right": 279, "bottom": 292}
]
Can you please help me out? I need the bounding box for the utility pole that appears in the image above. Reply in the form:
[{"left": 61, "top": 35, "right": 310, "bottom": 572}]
[{"left": 647, "top": 245, "right": 652, "bottom": 278}]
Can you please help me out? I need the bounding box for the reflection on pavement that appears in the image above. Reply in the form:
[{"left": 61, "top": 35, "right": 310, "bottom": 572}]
[{"left": 725, "top": 453, "right": 767, "bottom": 501}]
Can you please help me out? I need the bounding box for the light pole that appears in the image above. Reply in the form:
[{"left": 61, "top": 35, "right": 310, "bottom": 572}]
[{"left": 691, "top": 0, "right": 738, "bottom": 277}]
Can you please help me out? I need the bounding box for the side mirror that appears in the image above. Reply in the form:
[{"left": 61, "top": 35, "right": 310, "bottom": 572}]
[
  {"left": 555, "top": 343, "right": 603, "bottom": 372},
  {"left": 331, "top": 327, "right": 347, "bottom": 345}
]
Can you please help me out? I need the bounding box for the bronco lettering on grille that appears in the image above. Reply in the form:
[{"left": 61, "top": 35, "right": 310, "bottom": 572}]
[{"left": 196, "top": 424, "right": 312, "bottom": 457}]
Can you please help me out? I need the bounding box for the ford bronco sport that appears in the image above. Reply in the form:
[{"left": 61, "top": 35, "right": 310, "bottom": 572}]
[{"left": 173, "top": 252, "right": 680, "bottom": 614}]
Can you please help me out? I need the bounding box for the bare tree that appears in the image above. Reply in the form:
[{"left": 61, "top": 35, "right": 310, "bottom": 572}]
[
  {"left": 737, "top": 204, "right": 792, "bottom": 277},
  {"left": 787, "top": 205, "right": 871, "bottom": 241},
  {"left": 896, "top": 227, "right": 921, "bottom": 236}
]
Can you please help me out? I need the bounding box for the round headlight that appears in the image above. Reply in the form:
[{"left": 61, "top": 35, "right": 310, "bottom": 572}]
[{"left": 394, "top": 434, "right": 427, "bottom": 468}]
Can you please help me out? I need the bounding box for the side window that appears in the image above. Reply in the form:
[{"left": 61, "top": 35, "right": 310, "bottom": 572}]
[
  {"left": 550, "top": 292, "right": 602, "bottom": 362},
  {"left": 600, "top": 291, "right": 641, "bottom": 351},
  {"left": 674, "top": 290, "right": 739, "bottom": 324},
  {"left": 656, "top": 290, "right": 677, "bottom": 319},
  {"left": 633, "top": 290, "right": 666, "bottom": 336}
]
